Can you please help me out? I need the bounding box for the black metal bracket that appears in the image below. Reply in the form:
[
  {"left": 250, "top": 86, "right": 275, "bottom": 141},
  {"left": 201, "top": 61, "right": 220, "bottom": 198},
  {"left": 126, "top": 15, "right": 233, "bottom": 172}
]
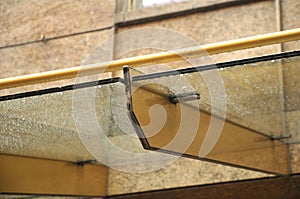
[
  {"left": 123, "top": 66, "right": 151, "bottom": 149},
  {"left": 76, "top": 159, "right": 97, "bottom": 166},
  {"left": 270, "top": 134, "right": 292, "bottom": 141},
  {"left": 168, "top": 92, "right": 200, "bottom": 104}
]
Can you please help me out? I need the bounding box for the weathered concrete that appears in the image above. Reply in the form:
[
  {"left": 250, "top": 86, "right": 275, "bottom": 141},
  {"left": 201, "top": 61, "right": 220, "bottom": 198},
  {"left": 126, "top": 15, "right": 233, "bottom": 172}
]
[{"left": 0, "top": 0, "right": 115, "bottom": 47}]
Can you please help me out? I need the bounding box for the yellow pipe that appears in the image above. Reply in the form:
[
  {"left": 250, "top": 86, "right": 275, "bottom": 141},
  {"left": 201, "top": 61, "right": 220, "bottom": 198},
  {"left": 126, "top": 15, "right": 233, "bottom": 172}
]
[{"left": 0, "top": 28, "right": 300, "bottom": 90}]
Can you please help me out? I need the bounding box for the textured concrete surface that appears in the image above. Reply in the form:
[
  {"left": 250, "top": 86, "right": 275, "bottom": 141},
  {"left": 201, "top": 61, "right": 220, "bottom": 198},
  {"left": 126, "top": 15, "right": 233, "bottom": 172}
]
[
  {"left": 286, "top": 110, "right": 300, "bottom": 143},
  {"left": 220, "top": 61, "right": 284, "bottom": 136},
  {"left": 283, "top": 56, "right": 300, "bottom": 111},
  {"left": 0, "top": 0, "right": 114, "bottom": 47},
  {"left": 107, "top": 157, "right": 270, "bottom": 195},
  {"left": 289, "top": 144, "right": 300, "bottom": 173},
  {"left": 118, "top": 1, "right": 277, "bottom": 63},
  {"left": 0, "top": 83, "right": 114, "bottom": 162},
  {"left": 118, "top": 1, "right": 277, "bottom": 43},
  {"left": 0, "top": 28, "right": 113, "bottom": 96},
  {"left": 282, "top": 0, "right": 300, "bottom": 51},
  {"left": 0, "top": 29, "right": 112, "bottom": 78}
]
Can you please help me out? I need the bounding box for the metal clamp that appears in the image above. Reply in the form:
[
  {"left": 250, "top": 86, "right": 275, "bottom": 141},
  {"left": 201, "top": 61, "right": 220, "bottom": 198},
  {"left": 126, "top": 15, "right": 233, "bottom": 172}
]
[
  {"left": 270, "top": 134, "right": 291, "bottom": 141},
  {"left": 76, "top": 159, "right": 97, "bottom": 166},
  {"left": 168, "top": 92, "right": 200, "bottom": 104}
]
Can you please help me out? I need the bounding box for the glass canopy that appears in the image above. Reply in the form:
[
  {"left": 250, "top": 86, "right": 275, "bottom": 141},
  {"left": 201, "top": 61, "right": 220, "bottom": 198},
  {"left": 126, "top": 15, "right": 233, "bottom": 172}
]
[{"left": 0, "top": 50, "right": 299, "bottom": 174}]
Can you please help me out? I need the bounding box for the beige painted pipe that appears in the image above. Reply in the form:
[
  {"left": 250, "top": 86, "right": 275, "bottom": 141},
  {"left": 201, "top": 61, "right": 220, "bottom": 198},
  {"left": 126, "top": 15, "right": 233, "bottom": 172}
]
[{"left": 0, "top": 28, "right": 300, "bottom": 90}]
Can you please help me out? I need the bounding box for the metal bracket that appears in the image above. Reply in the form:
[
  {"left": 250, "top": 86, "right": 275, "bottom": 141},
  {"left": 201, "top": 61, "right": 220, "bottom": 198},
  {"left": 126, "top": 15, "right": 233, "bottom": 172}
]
[
  {"left": 168, "top": 92, "right": 200, "bottom": 104},
  {"left": 123, "top": 66, "right": 151, "bottom": 148},
  {"left": 270, "top": 134, "right": 292, "bottom": 141},
  {"left": 76, "top": 159, "right": 97, "bottom": 166}
]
